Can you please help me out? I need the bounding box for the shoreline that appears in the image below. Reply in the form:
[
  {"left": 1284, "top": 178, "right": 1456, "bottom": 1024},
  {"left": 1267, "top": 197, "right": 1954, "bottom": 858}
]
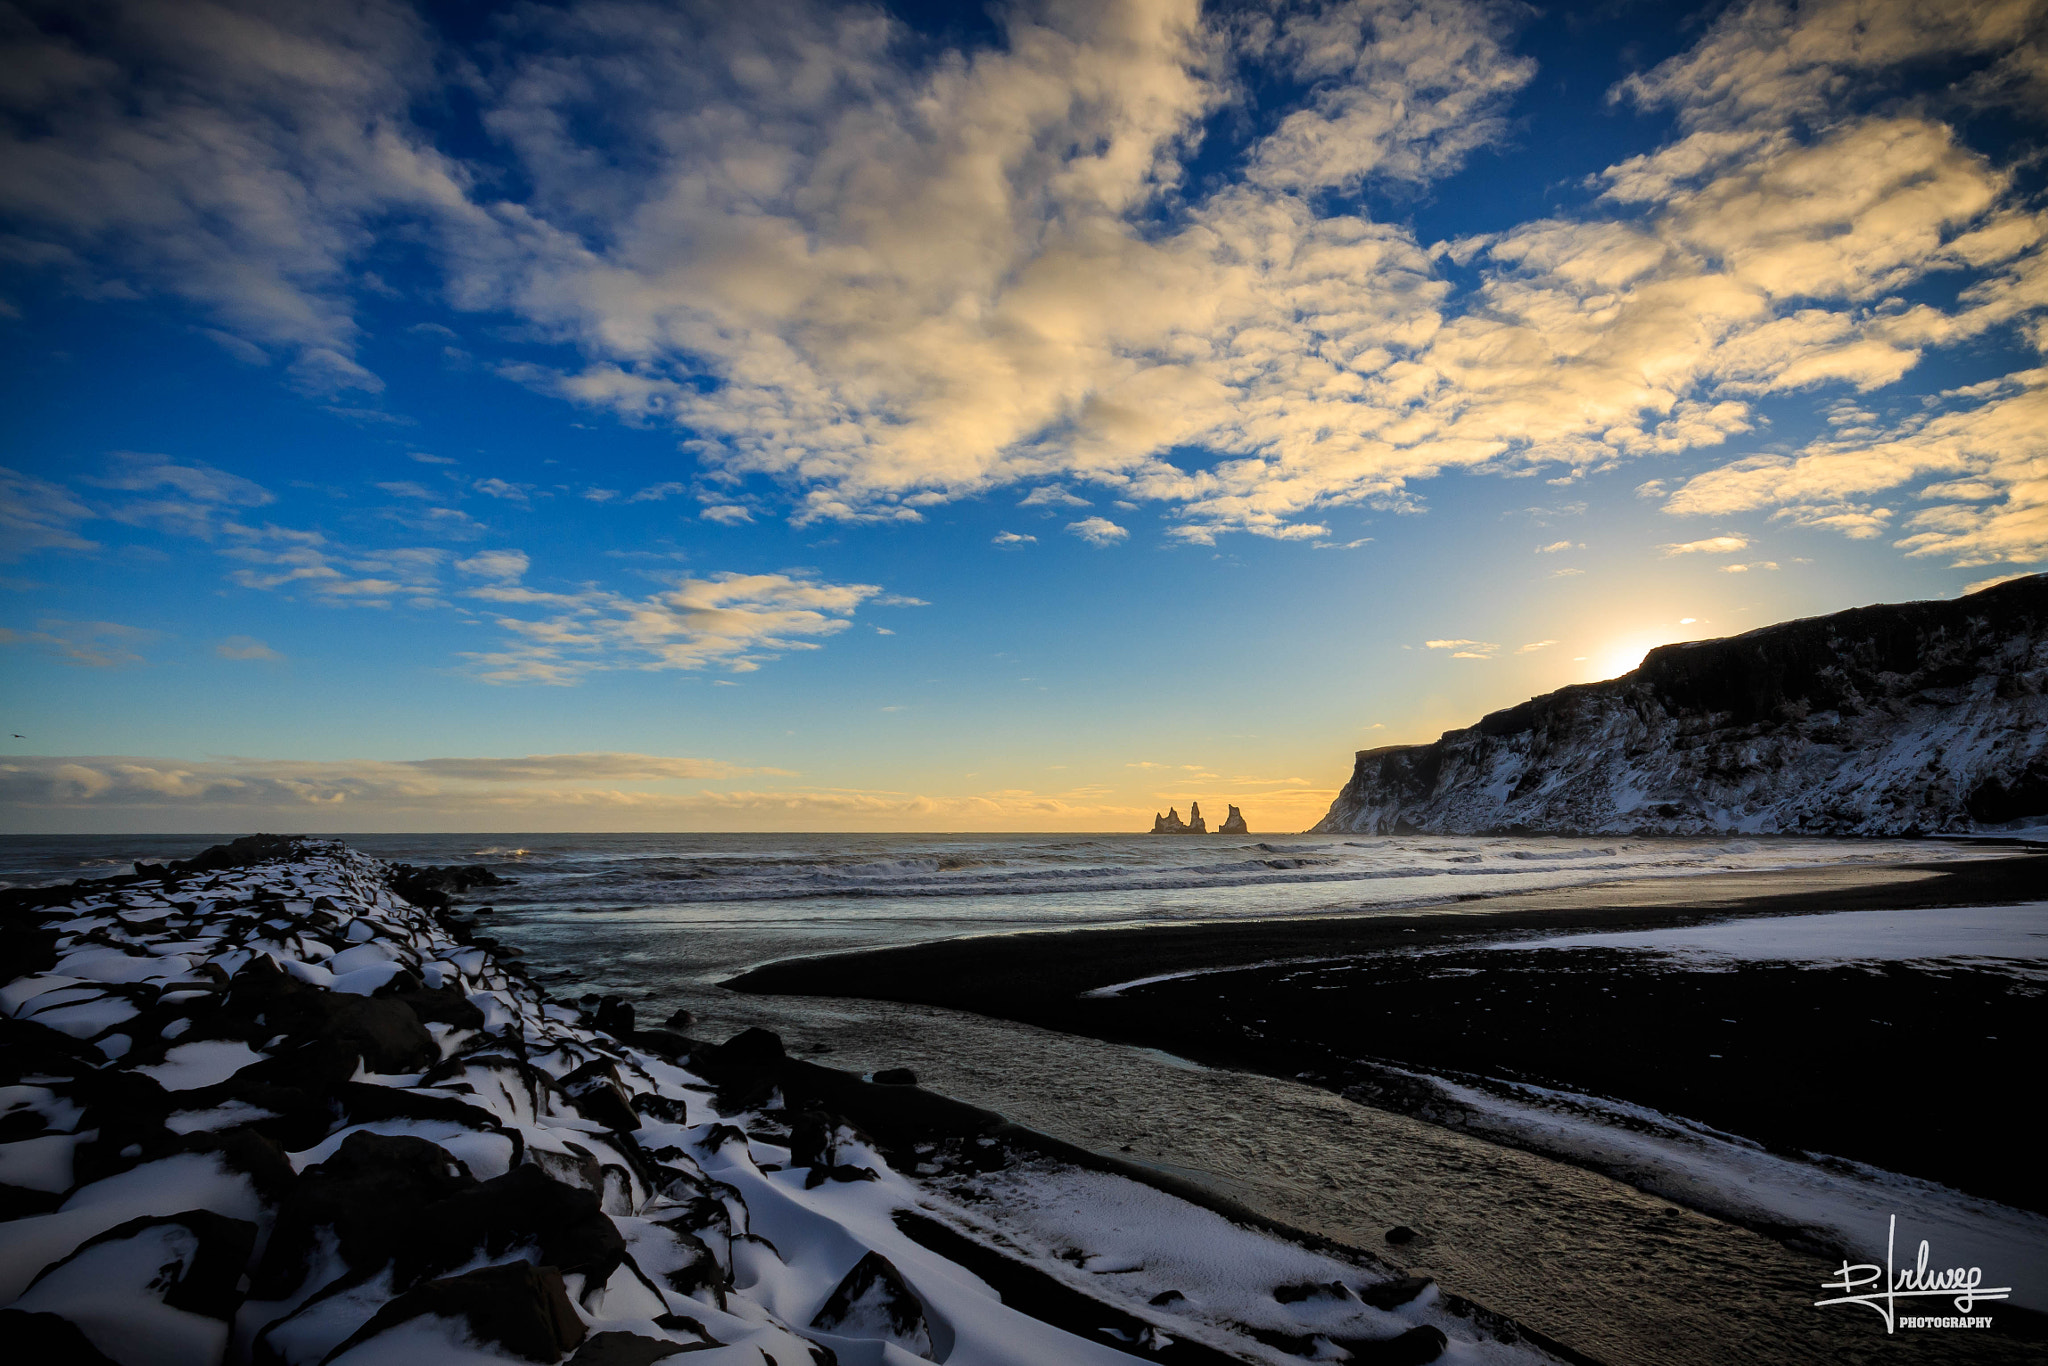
[{"left": 0, "top": 836, "right": 1607, "bottom": 1366}]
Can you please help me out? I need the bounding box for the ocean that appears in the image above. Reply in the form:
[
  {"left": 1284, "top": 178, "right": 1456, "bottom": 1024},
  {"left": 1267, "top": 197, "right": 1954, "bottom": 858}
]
[{"left": 0, "top": 829, "right": 1985, "bottom": 999}]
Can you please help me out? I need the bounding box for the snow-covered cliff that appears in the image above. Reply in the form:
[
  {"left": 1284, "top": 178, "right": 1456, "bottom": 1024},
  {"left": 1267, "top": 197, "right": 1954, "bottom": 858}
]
[{"left": 1314, "top": 575, "right": 2048, "bottom": 837}]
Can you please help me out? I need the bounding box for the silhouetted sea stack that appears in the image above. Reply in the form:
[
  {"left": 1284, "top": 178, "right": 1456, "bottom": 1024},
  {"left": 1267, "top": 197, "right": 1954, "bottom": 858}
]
[
  {"left": 1315, "top": 574, "right": 2048, "bottom": 836},
  {"left": 1150, "top": 800, "right": 1239, "bottom": 833}
]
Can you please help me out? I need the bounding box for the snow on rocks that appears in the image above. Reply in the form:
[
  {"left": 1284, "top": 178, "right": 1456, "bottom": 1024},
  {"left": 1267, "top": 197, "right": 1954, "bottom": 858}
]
[{"left": 2, "top": 837, "right": 1572, "bottom": 1365}]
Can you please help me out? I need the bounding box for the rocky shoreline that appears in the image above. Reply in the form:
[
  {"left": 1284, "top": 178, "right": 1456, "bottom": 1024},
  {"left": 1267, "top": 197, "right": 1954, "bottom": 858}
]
[{"left": 0, "top": 836, "right": 1576, "bottom": 1366}]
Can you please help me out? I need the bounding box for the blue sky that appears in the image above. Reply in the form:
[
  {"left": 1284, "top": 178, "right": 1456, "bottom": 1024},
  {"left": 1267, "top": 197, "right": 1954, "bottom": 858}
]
[{"left": 3, "top": 0, "right": 2045, "bottom": 833}]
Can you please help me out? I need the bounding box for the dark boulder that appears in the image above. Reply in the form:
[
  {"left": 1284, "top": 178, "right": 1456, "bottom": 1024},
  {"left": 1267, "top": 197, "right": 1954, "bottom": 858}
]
[
  {"left": 871, "top": 1067, "right": 916, "bottom": 1086},
  {"left": 811, "top": 1251, "right": 930, "bottom": 1357},
  {"left": 1357, "top": 1276, "right": 1434, "bottom": 1310},
  {"left": 319, "top": 996, "right": 439, "bottom": 1075},
  {"left": 254, "top": 1132, "right": 478, "bottom": 1298},
  {"left": 1334, "top": 1324, "right": 1449, "bottom": 1364},
  {"left": 0, "top": 1310, "right": 120, "bottom": 1365},
  {"left": 569, "top": 1331, "right": 693, "bottom": 1365},
  {"left": 558, "top": 1058, "right": 641, "bottom": 1132},
  {"left": 394, "top": 1162, "right": 627, "bottom": 1293},
  {"left": 593, "top": 996, "right": 635, "bottom": 1038},
  {"left": 22, "top": 1209, "right": 256, "bottom": 1320},
  {"left": 322, "top": 1262, "right": 585, "bottom": 1364}
]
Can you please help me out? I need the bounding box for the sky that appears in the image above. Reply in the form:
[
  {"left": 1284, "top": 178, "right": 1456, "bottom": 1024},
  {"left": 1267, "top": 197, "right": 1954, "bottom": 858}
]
[{"left": 2, "top": 0, "right": 2045, "bottom": 834}]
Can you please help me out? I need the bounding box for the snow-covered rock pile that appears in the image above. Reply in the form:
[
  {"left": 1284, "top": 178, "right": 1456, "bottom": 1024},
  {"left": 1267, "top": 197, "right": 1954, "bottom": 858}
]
[
  {"left": 1316, "top": 574, "right": 2048, "bottom": 837},
  {"left": 0, "top": 838, "right": 1569, "bottom": 1366}
]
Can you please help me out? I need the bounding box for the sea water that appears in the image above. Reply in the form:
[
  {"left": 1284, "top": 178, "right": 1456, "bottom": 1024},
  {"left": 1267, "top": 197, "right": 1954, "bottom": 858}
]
[{"left": 0, "top": 829, "right": 1988, "bottom": 991}]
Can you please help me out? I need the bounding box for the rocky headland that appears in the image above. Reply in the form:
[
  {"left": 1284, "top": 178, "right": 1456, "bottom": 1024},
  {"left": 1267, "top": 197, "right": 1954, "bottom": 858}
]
[
  {"left": 1315, "top": 574, "right": 2048, "bottom": 836},
  {"left": 0, "top": 836, "right": 1570, "bottom": 1366}
]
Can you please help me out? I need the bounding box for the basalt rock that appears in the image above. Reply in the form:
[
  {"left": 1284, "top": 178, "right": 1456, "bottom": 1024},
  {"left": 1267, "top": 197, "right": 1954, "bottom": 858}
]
[{"left": 1219, "top": 804, "right": 1248, "bottom": 834}]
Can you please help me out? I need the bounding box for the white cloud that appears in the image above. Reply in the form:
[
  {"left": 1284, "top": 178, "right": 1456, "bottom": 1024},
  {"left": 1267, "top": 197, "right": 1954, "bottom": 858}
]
[
  {"left": 92, "top": 453, "right": 274, "bottom": 540},
  {"left": 1535, "top": 540, "right": 1581, "bottom": 553},
  {"left": 992, "top": 531, "right": 1037, "bottom": 545},
  {"left": 0, "top": 0, "right": 466, "bottom": 392},
  {"left": 0, "top": 618, "right": 156, "bottom": 668},
  {"left": 1066, "top": 516, "right": 1129, "bottom": 547},
  {"left": 1019, "top": 487, "right": 1091, "bottom": 509},
  {"left": 1425, "top": 637, "right": 1497, "bottom": 658},
  {"left": 1516, "top": 639, "right": 1557, "bottom": 653},
  {"left": 473, "top": 477, "right": 535, "bottom": 503},
  {"left": 2, "top": 0, "right": 2042, "bottom": 565},
  {"left": 460, "top": 570, "right": 883, "bottom": 683},
  {"left": 455, "top": 549, "right": 530, "bottom": 580},
  {"left": 215, "top": 635, "right": 283, "bottom": 660},
  {"left": 700, "top": 504, "right": 754, "bottom": 524},
  {"left": 1665, "top": 368, "right": 2048, "bottom": 566},
  {"left": 1660, "top": 535, "right": 1751, "bottom": 555},
  {"left": 0, "top": 467, "right": 98, "bottom": 560}
]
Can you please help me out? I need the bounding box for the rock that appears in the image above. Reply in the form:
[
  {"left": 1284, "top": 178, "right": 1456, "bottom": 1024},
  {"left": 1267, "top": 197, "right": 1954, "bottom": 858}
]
[
  {"left": 811, "top": 1251, "right": 932, "bottom": 1358},
  {"left": 323, "top": 1261, "right": 586, "bottom": 1364},
  {"left": 871, "top": 1066, "right": 916, "bottom": 1086},
  {"left": 558, "top": 1058, "right": 641, "bottom": 1132},
  {"left": 0, "top": 1310, "right": 121, "bottom": 1365},
  {"left": 1384, "top": 1225, "right": 1418, "bottom": 1245},
  {"left": 1151, "top": 802, "right": 1218, "bottom": 833},
  {"left": 663, "top": 1007, "right": 696, "bottom": 1029},
  {"left": 318, "top": 996, "right": 439, "bottom": 1075},
  {"left": 1219, "top": 804, "right": 1249, "bottom": 834},
  {"left": 1334, "top": 1323, "right": 1449, "bottom": 1364},
  {"left": 386, "top": 862, "right": 510, "bottom": 911},
  {"left": 395, "top": 1163, "right": 627, "bottom": 1293},
  {"left": 593, "top": 996, "right": 635, "bottom": 1037},
  {"left": 1274, "top": 1280, "right": 1353, "bottom": 1304},
  {"left": 254, "top": 1131, "right": 478, "bottom": 1297},
  {"left": 628, "top": 1029, "right": 693, "bottom": 1060},
  {"left": 170, "top": 834, "right": 308, "bottom": 874},
  {"left": 10, "top": 1211, "right": 257, "bottom": 1366},
  {"left": 569, "top": 1330, "right": 692, "bottom": 1365},
  {"left": 1358, "top": 1276, "right": 1434, "bottom": 1309},
  {"left": 1148, "top": 1289, "right": 1186, "bottom": 1306}
]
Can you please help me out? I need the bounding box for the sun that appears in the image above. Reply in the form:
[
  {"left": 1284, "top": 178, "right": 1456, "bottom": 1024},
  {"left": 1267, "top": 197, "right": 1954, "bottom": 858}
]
[
  {"left": 1587, "top": 639, "right": 1657, "bottom": 681},
  {"left": 1585, "top": 619, "right": 1712, "bottom": 681}
]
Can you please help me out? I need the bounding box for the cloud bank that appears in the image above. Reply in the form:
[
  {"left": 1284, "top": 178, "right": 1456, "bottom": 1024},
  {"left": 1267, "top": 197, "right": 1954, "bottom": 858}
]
[{"left": 3, "top": 0, "right": 2044, "bottom": 567}]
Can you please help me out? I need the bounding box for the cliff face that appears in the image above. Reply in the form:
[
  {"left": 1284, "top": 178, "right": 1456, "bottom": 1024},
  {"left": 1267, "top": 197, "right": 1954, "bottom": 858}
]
[{"left": 1313, "top": 575, "right": 2048, "bottom": 837}]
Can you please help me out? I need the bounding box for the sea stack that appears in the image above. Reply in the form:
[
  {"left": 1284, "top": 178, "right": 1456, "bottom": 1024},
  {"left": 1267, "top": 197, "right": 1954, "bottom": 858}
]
[
  {"left": 1151, "top": 807, "right": 1189, "bottom": 833},
  {"left": 1187, "top": 801, "right": 1208, "bottom": 833},
  {"left": 1219, "top": 804, "right": 1248, "bottom": 834}
]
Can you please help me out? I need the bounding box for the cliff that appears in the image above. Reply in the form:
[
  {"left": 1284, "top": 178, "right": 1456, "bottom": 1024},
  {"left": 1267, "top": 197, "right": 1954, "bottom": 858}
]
[{"left": 1313, "top": 575, "right": 2048, "bottom": 837}]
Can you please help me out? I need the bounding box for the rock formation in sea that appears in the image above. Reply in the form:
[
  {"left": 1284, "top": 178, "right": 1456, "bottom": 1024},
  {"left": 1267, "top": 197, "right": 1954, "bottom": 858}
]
[
  {"left": 1151, "top": 802, "right": 1225, "bottom": 833},
  {"left": 1219, "top": 805, "right": 1249, "bottom": 834},
  {"left": 1314, "top": 574, "right": 2048, "bottom": 837}
]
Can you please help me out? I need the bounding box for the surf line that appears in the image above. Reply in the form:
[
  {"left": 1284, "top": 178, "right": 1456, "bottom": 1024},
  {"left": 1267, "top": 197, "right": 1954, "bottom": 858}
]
[{"left": 1813, "top": 1214, "right": 2011, "bottom": 1332}]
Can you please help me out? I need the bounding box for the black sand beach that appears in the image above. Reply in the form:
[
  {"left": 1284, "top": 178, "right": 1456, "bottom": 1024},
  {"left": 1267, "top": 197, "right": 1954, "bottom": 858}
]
[{"left": 729, "top": 850, "right": 2048, "bottom": 1351}]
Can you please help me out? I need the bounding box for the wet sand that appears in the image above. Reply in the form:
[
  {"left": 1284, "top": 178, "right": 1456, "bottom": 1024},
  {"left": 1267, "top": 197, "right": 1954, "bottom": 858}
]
[{"left": 708, "top": 852, "right": 2047, "bottom": 1364}]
